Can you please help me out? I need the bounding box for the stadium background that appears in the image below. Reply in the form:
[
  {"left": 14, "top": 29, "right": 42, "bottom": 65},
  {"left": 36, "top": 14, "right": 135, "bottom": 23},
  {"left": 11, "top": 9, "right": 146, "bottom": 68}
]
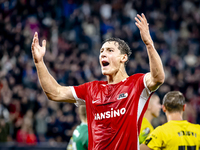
[{"left": 0, "top": 0, "right": 200, "bottom": 149}]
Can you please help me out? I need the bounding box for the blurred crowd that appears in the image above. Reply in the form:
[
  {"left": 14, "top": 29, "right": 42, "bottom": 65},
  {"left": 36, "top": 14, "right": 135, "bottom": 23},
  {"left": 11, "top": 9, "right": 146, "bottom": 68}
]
[{"left": 0, "top": 0, "right": 200, "bottom": 145}]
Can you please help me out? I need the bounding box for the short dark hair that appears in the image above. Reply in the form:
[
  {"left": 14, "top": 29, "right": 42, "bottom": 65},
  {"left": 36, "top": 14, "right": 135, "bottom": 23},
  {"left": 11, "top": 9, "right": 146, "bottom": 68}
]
[
  {"left": 103, "top": 38, "right": 132, "bottom": 62},
  {"left": 162, "top": 91, "right": 185, "bottom": 113}
]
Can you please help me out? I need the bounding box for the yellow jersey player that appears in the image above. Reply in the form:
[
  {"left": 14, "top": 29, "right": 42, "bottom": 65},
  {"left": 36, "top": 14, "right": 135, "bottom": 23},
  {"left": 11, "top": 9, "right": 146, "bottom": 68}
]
[
  {"left": 139, "top": 94, "right": 161, "bottom": 144},
  {"left": 140, "top": 91, "right": 200, "bottom": 150}
]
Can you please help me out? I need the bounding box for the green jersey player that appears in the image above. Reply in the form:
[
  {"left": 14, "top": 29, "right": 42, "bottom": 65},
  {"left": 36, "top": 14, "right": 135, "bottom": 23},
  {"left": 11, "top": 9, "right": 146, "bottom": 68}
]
[{"left": 67, "top": 106, "right": 88, "bottom": 150}]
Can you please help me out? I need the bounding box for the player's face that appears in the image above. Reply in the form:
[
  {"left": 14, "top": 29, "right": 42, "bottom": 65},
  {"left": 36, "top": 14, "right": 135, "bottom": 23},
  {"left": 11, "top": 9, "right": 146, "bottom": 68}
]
[
  {"left": 151, "top": 96, "right": 161, "bottom": 118},
  {"left": 99, "top": 41, "right": 125, "bottom": 76}
]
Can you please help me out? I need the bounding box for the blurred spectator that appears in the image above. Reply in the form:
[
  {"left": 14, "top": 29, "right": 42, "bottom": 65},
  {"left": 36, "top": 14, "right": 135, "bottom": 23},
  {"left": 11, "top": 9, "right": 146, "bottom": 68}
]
[
  {"left": 0, "top": 103, "right": 11, "bottom": 142},
  {"left": 16, "top": 117, "right": 37, "bottom": 145},
  {"left": 35, "top": 108, "right": 48, "bottom": 142}
]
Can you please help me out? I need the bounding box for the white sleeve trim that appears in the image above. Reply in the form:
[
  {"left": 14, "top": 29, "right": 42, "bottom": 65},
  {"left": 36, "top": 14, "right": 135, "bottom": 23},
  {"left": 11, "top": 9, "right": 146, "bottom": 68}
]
[
  {"left": 137, "top": 88, "right": 150, "bottom": 121},
  {"left": 143, "top": 74, "right": 152, "bottom": 95},
  {"left": 137, "top": 74, "right": 153, "bottom": 120},
  {"left": 143, "top": 73, "right": 160, "bottom": 93},
  {"left": 70, "top": 86, "right": 86, "bottom": 106}
]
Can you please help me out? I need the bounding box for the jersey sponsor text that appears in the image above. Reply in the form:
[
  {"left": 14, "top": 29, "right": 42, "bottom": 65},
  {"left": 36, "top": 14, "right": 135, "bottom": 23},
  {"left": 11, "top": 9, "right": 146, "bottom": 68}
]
[{"left": 94, "top": 108, "right": 126, "bottom": 120}]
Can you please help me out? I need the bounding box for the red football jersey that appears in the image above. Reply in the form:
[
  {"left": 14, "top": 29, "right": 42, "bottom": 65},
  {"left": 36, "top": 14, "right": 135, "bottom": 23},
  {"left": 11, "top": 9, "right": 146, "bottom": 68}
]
[{"left": 71, "top": 73, "right": 153, "bottom": 150}]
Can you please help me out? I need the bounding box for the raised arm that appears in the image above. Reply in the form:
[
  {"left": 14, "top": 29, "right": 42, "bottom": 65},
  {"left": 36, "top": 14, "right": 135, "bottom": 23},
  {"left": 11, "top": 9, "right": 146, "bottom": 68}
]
[
  {"left": 135, "top": 13, "right": 165, "bottom": 91},
  {"left": 31, "top": 32, "right": 75, "bottom": 103}
]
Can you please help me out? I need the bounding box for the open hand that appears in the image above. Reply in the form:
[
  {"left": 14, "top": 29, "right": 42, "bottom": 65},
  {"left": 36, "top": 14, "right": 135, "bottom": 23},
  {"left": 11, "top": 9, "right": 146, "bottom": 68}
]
[
  {"left": 31, "top": 32, "right": 46, "bottom": 64},
  {"left": 135, "top": 13, "right": 153, "bottom": 46}
]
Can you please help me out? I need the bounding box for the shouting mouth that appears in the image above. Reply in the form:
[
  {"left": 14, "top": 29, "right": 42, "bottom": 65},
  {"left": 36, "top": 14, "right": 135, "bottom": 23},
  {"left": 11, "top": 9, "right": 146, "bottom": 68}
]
[{"left": 102, "top": 60, "right": 110, "bottom": 67}]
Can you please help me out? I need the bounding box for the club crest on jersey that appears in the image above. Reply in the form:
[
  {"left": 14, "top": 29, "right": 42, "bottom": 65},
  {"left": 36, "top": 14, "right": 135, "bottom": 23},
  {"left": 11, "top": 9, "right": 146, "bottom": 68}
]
[{"left": 117, "top": 93, "right": 128, "bottom": 100}]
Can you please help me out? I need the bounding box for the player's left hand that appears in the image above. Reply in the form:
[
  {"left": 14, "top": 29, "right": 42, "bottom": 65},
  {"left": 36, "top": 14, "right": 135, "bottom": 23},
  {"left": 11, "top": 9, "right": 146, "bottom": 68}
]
[{"left": 135, "top": 13, "right": 153, "bottom": 46}]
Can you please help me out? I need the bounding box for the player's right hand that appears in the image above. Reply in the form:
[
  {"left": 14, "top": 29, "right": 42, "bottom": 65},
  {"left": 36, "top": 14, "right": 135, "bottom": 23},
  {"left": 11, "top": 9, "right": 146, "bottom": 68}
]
[{"left": 31, "top": 32, "right": 46, "bottom": 64}]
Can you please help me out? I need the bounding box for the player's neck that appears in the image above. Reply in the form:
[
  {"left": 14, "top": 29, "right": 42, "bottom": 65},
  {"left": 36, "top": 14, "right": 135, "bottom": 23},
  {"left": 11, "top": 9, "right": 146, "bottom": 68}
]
[
  {"left": 166, "top": 112, "right": 183, "bottom": 121},
  {"left": 106, "top": 68, "right": 128, "bottom": 84},
  {"left": 144, "top": 111, "right": 154, "bottom": 123},
  {"left": 82, "top": 119, "right": 87, "bottom": 124}
]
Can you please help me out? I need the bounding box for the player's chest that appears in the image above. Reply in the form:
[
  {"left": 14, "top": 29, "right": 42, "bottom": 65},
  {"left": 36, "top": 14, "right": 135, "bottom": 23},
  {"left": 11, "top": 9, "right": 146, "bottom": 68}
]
[
  {"left": 91, "top": 84, "right": 135, "bottom": 106},
  {"left": 88, "top": 84, "right": 139, "bottom": 123}
]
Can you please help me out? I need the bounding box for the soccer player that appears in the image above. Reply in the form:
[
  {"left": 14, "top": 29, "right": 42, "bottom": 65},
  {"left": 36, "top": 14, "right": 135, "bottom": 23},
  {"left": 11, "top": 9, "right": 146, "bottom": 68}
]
[
  {"left": 140, "top": 91, "right": 200, "bottom": 150},
  {"left": 67, "top": 105, "right": 88, "bottom": 150},
  {"left": 31, "top": 13, "right": 165, "bottom": 150},
  {"left": 139, "top": 94, "right": 161, "bottom": 144}
]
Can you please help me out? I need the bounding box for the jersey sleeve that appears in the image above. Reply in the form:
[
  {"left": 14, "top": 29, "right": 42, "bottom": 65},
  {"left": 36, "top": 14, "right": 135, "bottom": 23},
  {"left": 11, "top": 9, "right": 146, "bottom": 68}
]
[
  {"left": 143, "top": 126, "right": 165, "bottom": 150},
  {"left": 143, "top": 74, "right": 152, "bottom": 95},
  {"left": 139, "top": 118, "right": 154, "bottom": 144},
  {"left": 136, "top": 73, "right": 154, "bottom": 128},
  {"left": 139, "top": 127, "right": 150, "bottom": 144},
  {"left": 130, "top": 73, "right": 152, "bottom": 96},
  {"left": 83, "top": 133, "right": 88, "bottom": 149},
  {"left": 70, "top": 83, "right": 88, "bottom": 106}
]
